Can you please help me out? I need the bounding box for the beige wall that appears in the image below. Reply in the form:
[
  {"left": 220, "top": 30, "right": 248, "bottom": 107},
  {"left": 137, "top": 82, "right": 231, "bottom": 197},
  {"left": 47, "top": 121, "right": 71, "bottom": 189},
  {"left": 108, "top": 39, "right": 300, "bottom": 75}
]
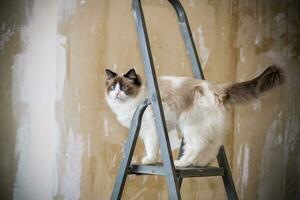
[
  {"left": 233, "top": 1, "right": 300, "bottom": 199},
  {"left": 0, "top": 1, "right": 27, "bottom": 200},
  {"left": 0, "top": 0, "right": 299, "bottom": 200}
]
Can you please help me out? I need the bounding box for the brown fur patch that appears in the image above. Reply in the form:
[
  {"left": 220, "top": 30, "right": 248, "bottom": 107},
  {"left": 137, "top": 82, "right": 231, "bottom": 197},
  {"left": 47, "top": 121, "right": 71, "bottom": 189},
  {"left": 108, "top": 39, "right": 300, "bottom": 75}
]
[
  {"left": 208, "top": 83, "right": 227, "bottom": 105},
  {"left": 158, "top": 78, "right": 206, "bottom": 114},
  {"left": 106, "top": 75, "right": 141, "bottom": 97},
  {"left": 224, "top": 65, "right": 285, "bottom": 104}
]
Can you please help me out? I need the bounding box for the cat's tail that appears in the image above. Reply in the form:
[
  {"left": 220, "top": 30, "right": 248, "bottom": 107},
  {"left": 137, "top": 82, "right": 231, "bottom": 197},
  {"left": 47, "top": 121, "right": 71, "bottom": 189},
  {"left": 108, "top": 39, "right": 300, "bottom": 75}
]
[{"left": 223, "top": 65, "right": 285, "bottom": 105}]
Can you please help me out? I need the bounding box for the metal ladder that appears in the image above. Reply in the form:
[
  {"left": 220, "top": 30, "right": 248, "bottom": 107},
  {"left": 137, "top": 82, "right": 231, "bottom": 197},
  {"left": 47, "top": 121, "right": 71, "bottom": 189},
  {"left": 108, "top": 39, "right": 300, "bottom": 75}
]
[{"left": 111, "top": 0, "right": 238, "bottom": 199}]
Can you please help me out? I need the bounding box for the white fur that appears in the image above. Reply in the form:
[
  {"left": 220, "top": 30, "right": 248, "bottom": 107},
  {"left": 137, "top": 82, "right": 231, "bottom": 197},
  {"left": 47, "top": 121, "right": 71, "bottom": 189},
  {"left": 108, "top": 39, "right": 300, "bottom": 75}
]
[
  {"left": 175, "top": 92, "right": 227, "bottom": 166},
  {"left": 106, "top": 77, "right": 228, "bottom": 167},
  {"left": 106, "top": 84, "right": 148, "bottom": 128}
]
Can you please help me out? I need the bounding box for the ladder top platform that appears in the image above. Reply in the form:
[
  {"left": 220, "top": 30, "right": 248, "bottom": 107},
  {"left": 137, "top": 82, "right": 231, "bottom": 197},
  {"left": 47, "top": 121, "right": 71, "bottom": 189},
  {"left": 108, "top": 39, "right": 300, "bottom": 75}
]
[{"left": 129, "top": 164, "right": 224, "bottom": 177}]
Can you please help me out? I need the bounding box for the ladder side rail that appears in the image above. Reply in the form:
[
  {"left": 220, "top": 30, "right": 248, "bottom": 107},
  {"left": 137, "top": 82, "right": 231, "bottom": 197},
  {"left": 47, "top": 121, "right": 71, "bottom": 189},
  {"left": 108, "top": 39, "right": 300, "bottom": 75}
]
[
  {"left": 169, "top": 2, "right": 238, "bottom": 198},
  {"left": 217, "top": 146, "right": 239, "bottom": 200},
  {"left": 168, "top": 2, "right": 238, "bottom": 199},
  {"left": 111, "top": 99, "right": 151, "bottom": 200},
  {"left": 177, "top": 140, "right": 184, "bottom": 188},
  {"left": 167, "top": 0, "right": 205, "bottom": 190},
  {"left": 132, "top": 0, "right": 181, "bottom": 199},
  {"left": 167, "top": 0, "right": 205, "bottom": 80}
]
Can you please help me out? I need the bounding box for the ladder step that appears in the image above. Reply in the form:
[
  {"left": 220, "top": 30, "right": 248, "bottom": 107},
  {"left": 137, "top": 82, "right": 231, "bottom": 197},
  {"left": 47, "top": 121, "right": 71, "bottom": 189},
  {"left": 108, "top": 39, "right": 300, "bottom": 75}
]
[{"left": 129, "top": 164, "right": 224, "bottom": 178}]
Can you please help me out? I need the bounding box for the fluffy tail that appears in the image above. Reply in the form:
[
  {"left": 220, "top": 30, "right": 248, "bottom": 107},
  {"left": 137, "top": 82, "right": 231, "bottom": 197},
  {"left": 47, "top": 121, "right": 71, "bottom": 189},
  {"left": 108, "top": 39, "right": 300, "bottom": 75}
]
[{"left": 224, "top": 65, "right": 285, "bottom": 104}]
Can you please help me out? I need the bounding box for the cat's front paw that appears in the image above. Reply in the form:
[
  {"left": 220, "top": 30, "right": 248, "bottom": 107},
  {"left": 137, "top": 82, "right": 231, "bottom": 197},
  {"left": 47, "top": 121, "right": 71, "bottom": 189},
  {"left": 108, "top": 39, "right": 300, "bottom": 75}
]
[
  {"left": 174, "top": 159, "right": 188, "bottom": 167},
  {"left": 141, "top": 156, "right": 156, "bottom": 165}
]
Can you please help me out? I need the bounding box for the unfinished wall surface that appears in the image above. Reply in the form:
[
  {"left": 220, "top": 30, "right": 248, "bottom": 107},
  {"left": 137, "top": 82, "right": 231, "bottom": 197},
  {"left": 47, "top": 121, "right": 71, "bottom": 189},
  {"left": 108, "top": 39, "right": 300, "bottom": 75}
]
[
  {"left": 233, "top": 0, "right": 300, "bottom": 200},
  {"left": 0, "top": 1, "right": 26, "bottom": 199},
  {"left": 0, "top": 0, "right": 299, "bottom": 200}
]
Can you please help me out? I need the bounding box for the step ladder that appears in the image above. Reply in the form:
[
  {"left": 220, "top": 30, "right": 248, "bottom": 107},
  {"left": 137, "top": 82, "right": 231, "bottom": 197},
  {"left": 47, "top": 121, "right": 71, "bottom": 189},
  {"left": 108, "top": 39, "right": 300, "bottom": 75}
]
[{"left": 111, "top": 0, "right": 238, "bottom": 199}]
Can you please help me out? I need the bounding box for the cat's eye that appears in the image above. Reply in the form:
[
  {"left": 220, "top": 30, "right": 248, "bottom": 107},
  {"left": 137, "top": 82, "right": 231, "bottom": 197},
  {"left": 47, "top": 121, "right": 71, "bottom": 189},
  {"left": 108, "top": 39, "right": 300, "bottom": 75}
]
[{"left": 121, "top": 85, "right": 128, "bottom": 90}]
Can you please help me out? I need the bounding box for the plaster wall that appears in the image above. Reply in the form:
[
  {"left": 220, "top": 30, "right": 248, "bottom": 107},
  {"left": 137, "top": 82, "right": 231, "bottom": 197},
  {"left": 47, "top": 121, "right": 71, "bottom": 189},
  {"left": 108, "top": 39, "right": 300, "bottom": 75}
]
[{"left": 0, "top": 0, "right": 299, "bottom": 200}]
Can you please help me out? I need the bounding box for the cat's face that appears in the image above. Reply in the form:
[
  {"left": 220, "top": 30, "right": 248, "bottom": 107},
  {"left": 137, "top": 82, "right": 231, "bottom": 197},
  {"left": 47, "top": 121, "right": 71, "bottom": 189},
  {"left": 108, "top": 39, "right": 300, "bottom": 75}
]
[{"left": 105, "top": 69, "right": 142, "bottom": 101}]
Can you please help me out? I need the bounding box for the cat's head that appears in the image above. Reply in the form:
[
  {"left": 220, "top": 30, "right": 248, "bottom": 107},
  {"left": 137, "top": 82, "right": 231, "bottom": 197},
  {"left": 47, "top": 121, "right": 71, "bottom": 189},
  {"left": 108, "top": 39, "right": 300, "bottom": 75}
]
[{"left": 105, "top": 68, "right": 142, "bottom": 101}]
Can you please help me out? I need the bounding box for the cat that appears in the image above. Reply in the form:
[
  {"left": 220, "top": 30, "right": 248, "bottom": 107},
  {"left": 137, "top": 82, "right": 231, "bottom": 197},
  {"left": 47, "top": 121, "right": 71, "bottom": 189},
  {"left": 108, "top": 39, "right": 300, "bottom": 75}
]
[{"left": 105, "top": 66, "right": 285, "bottom": 167}]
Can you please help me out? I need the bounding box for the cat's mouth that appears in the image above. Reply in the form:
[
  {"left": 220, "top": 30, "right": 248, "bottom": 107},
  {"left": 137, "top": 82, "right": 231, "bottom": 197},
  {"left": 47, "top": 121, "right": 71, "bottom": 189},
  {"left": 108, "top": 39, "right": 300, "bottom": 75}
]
[
  {"left": 114, "top": 93, "right": 122, "bottom": 100},
  {"left": 116, "top": 93, "right": 122, "bottom": 99},
  {"left": 113, "top": 94, "right": 126, "bottom": 101}
]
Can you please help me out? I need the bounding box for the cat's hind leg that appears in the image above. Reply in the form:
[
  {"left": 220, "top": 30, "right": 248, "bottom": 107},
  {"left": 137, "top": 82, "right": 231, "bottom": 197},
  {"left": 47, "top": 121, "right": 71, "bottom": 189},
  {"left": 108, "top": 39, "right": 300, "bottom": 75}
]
[
  {"left": 193, "top": 137, "right": 223, "bottom": 166},
  {"left": 174, "top": 124, "right": 207, "bottom": 167}
]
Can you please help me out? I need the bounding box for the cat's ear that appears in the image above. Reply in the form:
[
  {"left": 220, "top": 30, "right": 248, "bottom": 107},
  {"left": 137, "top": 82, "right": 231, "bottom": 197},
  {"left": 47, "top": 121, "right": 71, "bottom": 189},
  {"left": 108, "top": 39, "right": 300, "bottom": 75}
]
[
  {"left": 124, "top": 68, "right": 142, "bottom": 86},
  {"left": 124, "top": 69, "right": 137, "bottom": 80},
  {"left": 105, "top": 69, "right": 117, "bottom": 79}
]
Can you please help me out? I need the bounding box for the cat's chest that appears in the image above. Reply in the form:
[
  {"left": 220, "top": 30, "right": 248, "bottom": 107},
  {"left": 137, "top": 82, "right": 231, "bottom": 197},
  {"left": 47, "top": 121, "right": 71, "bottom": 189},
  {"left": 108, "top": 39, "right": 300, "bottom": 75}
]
[{"left": 107, "top": 99, "right": 138, "bottom": 128}]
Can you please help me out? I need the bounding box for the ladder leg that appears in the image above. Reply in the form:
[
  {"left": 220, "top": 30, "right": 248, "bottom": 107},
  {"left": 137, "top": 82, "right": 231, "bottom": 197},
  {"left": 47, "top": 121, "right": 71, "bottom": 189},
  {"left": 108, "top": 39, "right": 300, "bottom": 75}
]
[
  {"left": 177, "top": 139, "right": 184, "bottom": 189},
  {"left": 217, "top": 146, "right": 238, "bottom": 200},
  {"left": 111, "top": 99, "right": 150, "bottom": 200},
  {"left": 168, "top": 140, "right": 183, "bottom": 200},
  {"left": 156, "top": 122, "right": 181, "bottom": 200},
  {"left": 132, "top": 1, "right": 181, "bottom": 199},
  {"left": 167, "top": 0, "right": 202, "bottom": 190}
]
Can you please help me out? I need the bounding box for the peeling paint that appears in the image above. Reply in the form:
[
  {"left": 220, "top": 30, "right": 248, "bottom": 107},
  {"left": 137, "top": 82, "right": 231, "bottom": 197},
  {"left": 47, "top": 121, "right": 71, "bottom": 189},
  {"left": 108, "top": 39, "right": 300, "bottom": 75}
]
[
  {"left": 80, "top": 0, "right": 87, "bottom": 6},
  {"left": 237, "top": 143, "right": 243, "bottom": 167},
  {"left": 131, "top": 188, "right": 147, "bottom": 200},
  {"left": 258, "top": 117, "right": 283, "bottom": 200},
  {"left": 103, "top": 117, "right": 109, "bottom": 137},
  {"left": 274, "top": 13, "right": 287, "bottom": 36},
  {"left": 112, "top": 154, "right": 117, "bottom": 168},
  {"left": 112, "top": 62, "right": 117, "bottom": 71},
  {"left": 91, "top": 24, "right": 95, "bottom": 35},
  {"left": 252, "top": 99, "right": 261, "bottom": 111},
  {"left": 241, "top": 143, "right": 250, "bottom": 200},
  {"left": 0, "top": 24, "right": 15, "bottom": 54},
  {"left": 222, "top": 26, "right": 226, "bottom": 36},
  {"left": 240, "top": 48, "right": 246, "bottom": 64},
  {"left": 236, "top": 112, "right": 241, "bottom": 134},
  {"left": 255, "top": 34, "right": 261, "bottom": 45},
  {"left": 197, "top": 26, "right": 210, "bottom": 68},
  {"left": 189, "top": 0, "right": 196, "bottom": 9},
  {"left": 61, "top": 128, "right": 84, "bottom": 200},
  {"left": 58, "top": 0, "right": 78, "bottom": 22},
  {"left": 56, "top": 34, "right": 67, "bottom": 100},
  {"left": 78, "top": 102, "right": 81, "bottom": 114},
  {"left": 87, "top": 133, "right": 91, "bottom": 158},
  {"left": 12, "top": 1, "right": 59, "bottom": 200},
  {"left": 142, "top": 176, "right": 148, "bottom": 185},
  {"left": 121, "top": 140, "right": 126, "bottom": 159},
  {"left": 266, "top": 50, "right": 288, "bottom": 66}
]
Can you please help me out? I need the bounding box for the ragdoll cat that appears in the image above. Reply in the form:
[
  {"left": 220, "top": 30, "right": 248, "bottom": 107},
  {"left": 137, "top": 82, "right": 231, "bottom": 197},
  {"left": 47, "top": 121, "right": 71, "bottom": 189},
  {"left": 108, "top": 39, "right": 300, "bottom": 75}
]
[{"left": 105, "top": 66, "right": 285, "bottom": 167}]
